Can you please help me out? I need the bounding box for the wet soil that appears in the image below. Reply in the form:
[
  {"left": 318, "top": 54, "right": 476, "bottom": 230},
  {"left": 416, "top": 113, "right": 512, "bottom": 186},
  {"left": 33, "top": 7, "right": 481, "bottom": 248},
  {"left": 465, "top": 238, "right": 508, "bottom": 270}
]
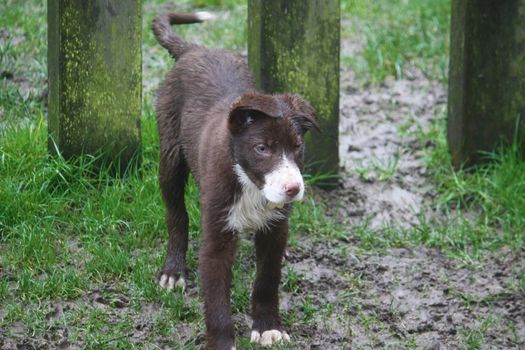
[
  {"left": 284, "top": 65, "right": 525, "bottom": 349},
  {"left": 336, "top": 66, "right": 446, "bottom": 230}
]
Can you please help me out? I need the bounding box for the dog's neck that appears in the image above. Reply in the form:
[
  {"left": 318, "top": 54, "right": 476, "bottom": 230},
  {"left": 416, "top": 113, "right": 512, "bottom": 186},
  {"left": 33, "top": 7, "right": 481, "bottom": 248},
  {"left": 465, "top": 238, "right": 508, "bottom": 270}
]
[{"left": 225, "top": 164, "right": 286, "bottom": 233}]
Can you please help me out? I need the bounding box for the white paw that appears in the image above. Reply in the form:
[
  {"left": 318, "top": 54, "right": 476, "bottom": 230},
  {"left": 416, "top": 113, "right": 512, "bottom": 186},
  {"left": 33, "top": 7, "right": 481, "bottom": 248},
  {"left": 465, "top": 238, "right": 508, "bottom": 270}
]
[
  {"left": 250, "top": 330, "right": 261, "bottom": 343},
  {"left": 159, "top": 274, "right": 185, "bottom": 291},
  {"left": 250, "top": 329, "right": 290, "bottom": 347}
]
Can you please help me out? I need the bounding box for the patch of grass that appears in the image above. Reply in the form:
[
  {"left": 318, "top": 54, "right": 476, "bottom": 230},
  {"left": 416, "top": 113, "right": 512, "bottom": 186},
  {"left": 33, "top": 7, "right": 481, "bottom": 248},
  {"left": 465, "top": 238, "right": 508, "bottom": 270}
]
[
  {"left": 300, "top": 296, "right": 318, "bottom": 323},
  {"left": 458, "top": 315, "right": 497, "bottom": 350},
  {"left": 351, "top": 152, "right": 400, "bottom": 182},
  {"left": 352, "top": 223, "right": 410, "bottom": 252},
  {"left": 290, "top": 195, "right": 343, "bottom": 244},
  {"left": 509, "top": 268, "right": 525, "bottom": 294},
  {"left": 411, "top": 115, "right": 525, "bottom": 256},
  {"left": 341, "top": 0, "right": 450, "bottom": 83},
  {"left": 282, "top": 266, "right": 302, "bottom": 293}
]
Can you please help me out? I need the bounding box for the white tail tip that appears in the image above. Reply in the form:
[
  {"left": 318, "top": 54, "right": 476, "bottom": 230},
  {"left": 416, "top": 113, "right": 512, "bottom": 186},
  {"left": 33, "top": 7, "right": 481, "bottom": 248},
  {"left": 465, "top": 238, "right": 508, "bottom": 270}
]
[{"left": 195, "top": 11, "right": 216, "bottom": 21}]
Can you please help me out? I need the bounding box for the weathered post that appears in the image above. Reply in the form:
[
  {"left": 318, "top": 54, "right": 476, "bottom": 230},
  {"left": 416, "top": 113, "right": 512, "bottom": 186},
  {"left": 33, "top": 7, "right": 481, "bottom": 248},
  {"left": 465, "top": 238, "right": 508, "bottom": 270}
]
[
  {"left": 248, "top": 0, "right": 340, "bottom": 175},
  {"left": 48, "top": 0, "right": 142, "bottom": 171},
  {"left": 448, "top": 0, "right": 525, "bottom": 168}
]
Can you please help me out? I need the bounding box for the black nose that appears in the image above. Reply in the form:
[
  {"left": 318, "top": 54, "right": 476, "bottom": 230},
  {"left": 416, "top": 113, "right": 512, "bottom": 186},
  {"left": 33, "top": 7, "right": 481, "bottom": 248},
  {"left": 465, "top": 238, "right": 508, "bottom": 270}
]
[{"left": 284, "top": 183, "right": 300, "bottom": 197}]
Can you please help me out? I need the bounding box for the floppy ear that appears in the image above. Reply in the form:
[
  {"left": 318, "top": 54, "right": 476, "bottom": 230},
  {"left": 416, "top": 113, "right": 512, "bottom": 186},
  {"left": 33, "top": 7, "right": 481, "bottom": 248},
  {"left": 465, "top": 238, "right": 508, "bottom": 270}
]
[
  {"left": 293, "top": 114, "right": 321, "bottom": 135},
  {"left": 286, "top": 94, "right": 321, "bottom": 133},
  {"left": 228, "top": 92, "right": 282, "bottom": 133}
]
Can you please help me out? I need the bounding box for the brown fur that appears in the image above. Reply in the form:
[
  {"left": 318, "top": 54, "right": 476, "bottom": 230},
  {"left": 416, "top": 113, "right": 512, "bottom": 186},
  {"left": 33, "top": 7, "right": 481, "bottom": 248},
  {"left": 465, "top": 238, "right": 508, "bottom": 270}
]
[{"left": 152, "top": 12, "right": 318, "bottom": 349}]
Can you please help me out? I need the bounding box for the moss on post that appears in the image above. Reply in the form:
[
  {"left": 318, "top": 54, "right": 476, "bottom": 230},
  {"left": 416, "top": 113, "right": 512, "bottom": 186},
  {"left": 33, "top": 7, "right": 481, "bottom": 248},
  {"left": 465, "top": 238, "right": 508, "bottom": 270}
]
[
  {"left": 448, "top": 0, "right": 525, "bottom": 168},
  {"left": 248, "top": 0, "right": 340, "bottom": 176},
  {"left": 47, "top": 0, "right": 142, "bottom": 172}
]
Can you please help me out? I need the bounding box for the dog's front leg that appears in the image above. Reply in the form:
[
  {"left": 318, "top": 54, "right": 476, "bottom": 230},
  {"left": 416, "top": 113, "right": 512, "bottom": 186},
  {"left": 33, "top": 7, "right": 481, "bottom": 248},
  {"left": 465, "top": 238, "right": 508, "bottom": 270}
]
[
  {"left": 199, "top": 218, "right": 238, "bottom": 350},
  {"left": 250, "top": 218, "right": 290, "bottom": 347}
]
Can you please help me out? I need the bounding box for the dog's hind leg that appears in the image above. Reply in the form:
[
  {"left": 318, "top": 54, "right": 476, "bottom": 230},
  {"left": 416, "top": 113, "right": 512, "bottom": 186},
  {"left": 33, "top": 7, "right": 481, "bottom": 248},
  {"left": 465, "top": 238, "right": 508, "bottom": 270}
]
[{"left": 158, "top": 145, "right": 189, "bottom": 290}]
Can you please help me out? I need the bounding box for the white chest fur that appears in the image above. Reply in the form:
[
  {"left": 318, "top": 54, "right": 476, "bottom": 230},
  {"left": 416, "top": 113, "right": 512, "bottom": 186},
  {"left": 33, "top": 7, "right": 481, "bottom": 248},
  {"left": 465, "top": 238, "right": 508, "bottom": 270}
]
[{"left": 226, "top": 164, "right": 285, "bottom": 232}]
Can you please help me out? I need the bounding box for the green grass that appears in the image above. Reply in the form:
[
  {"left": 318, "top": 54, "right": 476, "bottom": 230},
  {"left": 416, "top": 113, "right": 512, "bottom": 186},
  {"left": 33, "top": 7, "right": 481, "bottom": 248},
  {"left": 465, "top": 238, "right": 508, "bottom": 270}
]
[
  {"left": 351, "top": 152, "right": 401, "bottom": 183},
  {"left": 407, "top": 115, "right": 525, "bottom": 259},
  {"left": 341, "top": 0, "right": 450, "bottom": 83}
]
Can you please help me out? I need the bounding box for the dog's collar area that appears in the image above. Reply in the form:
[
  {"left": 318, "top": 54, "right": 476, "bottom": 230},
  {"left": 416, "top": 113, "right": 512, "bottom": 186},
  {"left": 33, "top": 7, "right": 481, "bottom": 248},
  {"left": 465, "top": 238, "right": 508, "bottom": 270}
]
[{"left": 228, "top": 164, "right": 287, "bottom": 232}]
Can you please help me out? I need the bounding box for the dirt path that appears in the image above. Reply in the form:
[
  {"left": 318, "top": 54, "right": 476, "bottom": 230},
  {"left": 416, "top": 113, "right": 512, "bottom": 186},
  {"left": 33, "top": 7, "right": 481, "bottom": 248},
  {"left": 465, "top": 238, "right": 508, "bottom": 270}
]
[
  {"left": 282, "top": 237, "right": 525, "bottom": 349},
  {"left": 337, "top": 67, "right": 445, "bottom": 229}
]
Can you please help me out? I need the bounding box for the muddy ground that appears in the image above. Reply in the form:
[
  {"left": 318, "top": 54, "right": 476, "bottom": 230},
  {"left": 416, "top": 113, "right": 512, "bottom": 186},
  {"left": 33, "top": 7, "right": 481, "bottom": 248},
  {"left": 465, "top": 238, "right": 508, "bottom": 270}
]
[
  {"left": 286, "top": 65, "right": 525, "bottom": 349},
  {"left": 269, "top": 65, "right": 525, "bottom": 349}
]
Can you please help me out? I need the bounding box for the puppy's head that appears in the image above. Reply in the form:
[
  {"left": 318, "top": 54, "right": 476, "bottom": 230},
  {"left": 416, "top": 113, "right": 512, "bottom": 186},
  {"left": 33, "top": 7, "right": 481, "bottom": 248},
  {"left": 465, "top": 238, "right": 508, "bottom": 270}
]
[{"left": 228, "top": 92, "right": 320, "bottom": 206}]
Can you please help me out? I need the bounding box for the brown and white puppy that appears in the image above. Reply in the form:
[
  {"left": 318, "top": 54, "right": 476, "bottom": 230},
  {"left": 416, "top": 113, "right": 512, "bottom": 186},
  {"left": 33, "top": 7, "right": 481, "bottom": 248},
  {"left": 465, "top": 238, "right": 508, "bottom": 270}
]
[{"left": 152, "top": 11, "right": 319, "bottom": 350}]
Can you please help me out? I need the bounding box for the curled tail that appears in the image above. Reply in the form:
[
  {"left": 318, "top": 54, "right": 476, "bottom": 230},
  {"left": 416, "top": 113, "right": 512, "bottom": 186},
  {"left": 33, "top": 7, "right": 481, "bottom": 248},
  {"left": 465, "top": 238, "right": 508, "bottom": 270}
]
[{"left": 152, "top": 12, "right": 215, "bottom": 59}]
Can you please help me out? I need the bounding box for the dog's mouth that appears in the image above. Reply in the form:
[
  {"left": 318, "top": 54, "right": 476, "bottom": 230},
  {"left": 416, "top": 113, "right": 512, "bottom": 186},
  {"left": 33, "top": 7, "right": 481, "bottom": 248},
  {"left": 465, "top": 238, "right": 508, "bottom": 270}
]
[
  {"left": 263, "top": 183, "right": 305, "bottom": 209},
  {"left": 265, "top": 195, "right": 303, "bottom": 209},
  {"left": 266, "top": 201, "right": 285, "bottom": 209}
]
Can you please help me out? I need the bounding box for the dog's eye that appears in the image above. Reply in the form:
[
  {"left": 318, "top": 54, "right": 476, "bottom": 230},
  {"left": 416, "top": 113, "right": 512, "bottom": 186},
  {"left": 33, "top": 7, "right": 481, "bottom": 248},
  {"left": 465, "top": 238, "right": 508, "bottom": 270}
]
[
  {"left": 254, "top": 144, "right": 270, "bottom": 155},
  {"left": 294, "top": 143, "right": 302, "bottom": 150}
]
